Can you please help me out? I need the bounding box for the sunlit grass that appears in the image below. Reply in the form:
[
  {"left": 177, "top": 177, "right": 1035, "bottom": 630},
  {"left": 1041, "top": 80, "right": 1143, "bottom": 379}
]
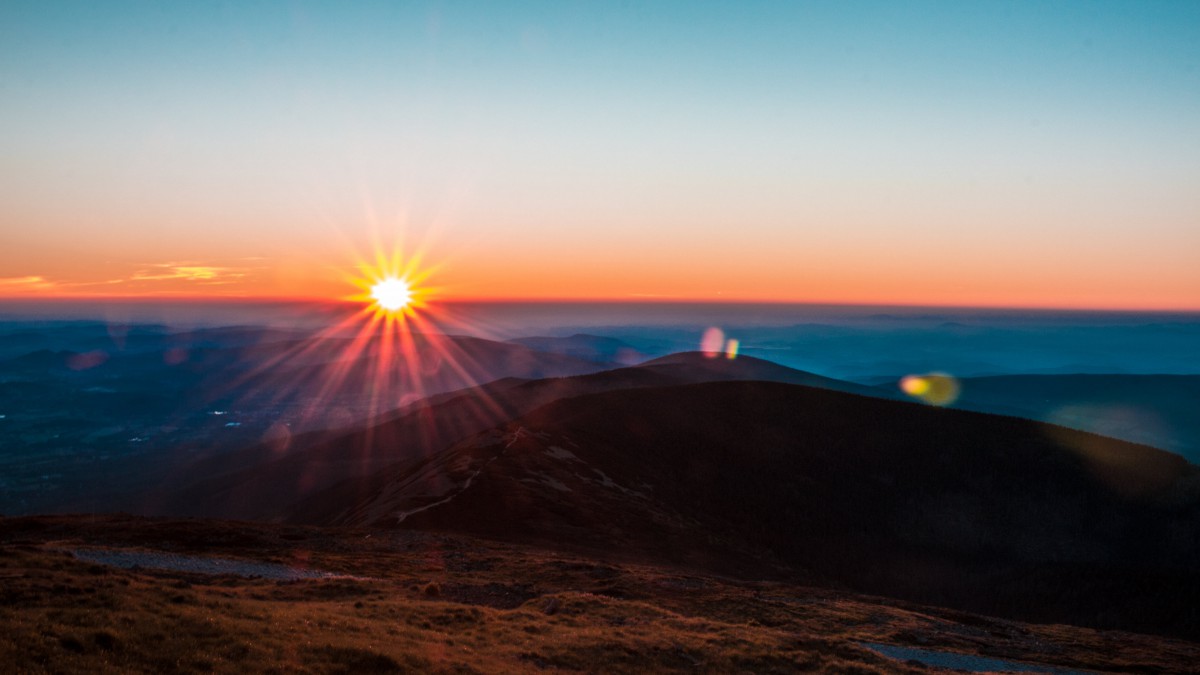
[{"left": 1, "top": 517, "right": 1193, "bottom": 674}]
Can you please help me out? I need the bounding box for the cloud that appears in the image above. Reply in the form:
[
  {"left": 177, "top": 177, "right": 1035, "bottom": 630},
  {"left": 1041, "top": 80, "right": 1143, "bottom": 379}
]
[
  {"left": 0, "top": 260, "right": 269, "bottom": 295},
  {"left": 110, "top": 259, "right": 271, "bottom": 292},
  {"left": 128, "top": 262, "right": 256, "bottom": 284},
  {"left": 0, "top": 275, "right": 126, "bottom": 292},
  {"left": 0, "top": 276, "right": 57, "bottom": 290}
]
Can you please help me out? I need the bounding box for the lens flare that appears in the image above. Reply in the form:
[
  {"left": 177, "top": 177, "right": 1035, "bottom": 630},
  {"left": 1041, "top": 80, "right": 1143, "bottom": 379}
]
[
  {"left": 899, "top": 373, "right": 960, "bottom": 406},
  {"left": 186, "top": 218, "right": 540, "bottom": 606},
  {"left": 211, "top": 233, "right": 467, "bottom": 440},
  {"left": 700, "top": 327, "right": 725, "bottom": 357}
]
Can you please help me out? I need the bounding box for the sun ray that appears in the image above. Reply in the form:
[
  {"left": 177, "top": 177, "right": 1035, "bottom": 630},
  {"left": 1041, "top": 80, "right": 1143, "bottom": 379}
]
[{"left": 178, "top": 230, "right": 536, "bottom": 513}]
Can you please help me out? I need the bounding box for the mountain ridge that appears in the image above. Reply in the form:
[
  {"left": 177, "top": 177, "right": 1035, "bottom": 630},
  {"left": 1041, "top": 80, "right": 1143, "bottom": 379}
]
[
  {"left": 290, "top": 379, "right": 1200, "bottom": 637},
  {"left": 153, "top": 353, "right": 880, "bottom": 520}
]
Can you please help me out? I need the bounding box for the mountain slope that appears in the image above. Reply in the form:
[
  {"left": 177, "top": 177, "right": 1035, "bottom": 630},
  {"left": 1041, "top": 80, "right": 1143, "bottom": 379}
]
[
  {"left": 159, "top": 354, "right": 876, "bottom": 521},
  {"left": 297, "top": 380, "right": 1200, "bottom": 637}
]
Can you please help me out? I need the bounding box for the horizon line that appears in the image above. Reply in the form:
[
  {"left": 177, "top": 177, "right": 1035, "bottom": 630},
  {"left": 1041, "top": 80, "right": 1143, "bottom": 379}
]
[{"left": 1, "top": 294, "right": 1199, "bottom": 315}]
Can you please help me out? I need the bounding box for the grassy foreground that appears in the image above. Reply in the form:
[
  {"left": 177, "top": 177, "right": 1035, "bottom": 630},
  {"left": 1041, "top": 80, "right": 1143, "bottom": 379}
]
[{"left": 1, "top": 515, "right": 1195, "bottom": 673}]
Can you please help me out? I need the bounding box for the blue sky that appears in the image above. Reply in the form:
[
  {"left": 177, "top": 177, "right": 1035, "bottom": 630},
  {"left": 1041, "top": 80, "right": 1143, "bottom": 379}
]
[{"left": 1, "top": 1, "right": 1198, "bottom": 306}]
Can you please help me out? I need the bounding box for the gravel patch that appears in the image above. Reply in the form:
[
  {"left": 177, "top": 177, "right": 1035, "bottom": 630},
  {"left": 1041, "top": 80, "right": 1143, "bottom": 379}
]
[
  {"left": 861, "top": 642, "right": 1089, "bottom": 674},
  {"left": 70, "top": 548, "right": 350, "bottom": 581}
]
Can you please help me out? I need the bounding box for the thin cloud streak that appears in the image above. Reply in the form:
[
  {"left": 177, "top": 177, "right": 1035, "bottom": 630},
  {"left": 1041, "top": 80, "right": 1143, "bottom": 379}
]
[
  {"left": 130, "top": 263, "right": 247, "bottom": 283},
  {"left": 0, "top": 276, "right": 56, "bottom": 289},
  {"left": 0, "top": 261, "right": 270, "bottom": 296}
]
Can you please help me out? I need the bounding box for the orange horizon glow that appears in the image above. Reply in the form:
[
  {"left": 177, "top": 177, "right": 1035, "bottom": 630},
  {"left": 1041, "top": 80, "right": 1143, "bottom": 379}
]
[
  {"left": 1, "top": 232, "right": 1197, "bottom": 313},
  {"left": 3, "top": 244, "right": 1195, "bottom": 312},
  {"left": 3, "top": 290, "right": 1199, "bottom": 313}
]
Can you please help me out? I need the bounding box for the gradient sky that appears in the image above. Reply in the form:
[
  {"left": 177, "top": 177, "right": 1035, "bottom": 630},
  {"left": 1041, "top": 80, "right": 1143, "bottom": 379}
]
[{"left": 1, "top": 1, "right": 1198, "bottom": 309}]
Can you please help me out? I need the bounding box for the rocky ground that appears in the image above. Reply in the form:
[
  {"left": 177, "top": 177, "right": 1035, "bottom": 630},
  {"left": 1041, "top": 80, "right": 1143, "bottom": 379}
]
[{"left": 1, "top": 515, "right": 1196, "bottom": 674}]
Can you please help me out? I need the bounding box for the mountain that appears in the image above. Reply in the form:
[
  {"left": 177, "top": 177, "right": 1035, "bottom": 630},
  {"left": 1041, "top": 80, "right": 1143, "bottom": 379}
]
[
  {"left": 294, "top": 380, "right": 1200, "bottom": 638},
  {"left": 510, "top": 333, "right": 647, "bottom": 364},
  {"left": 157, "top": 354, "right": 879, "bottom": 521},
  {"left": 640, "top": 352, "right": 893, "bottom": 398}
]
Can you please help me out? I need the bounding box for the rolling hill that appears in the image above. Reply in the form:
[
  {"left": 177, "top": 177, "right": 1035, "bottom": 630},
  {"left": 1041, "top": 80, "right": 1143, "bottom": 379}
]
[
  {"left": 155, "top": 354, "right": 882, "bottom": 520},
  {"left": 294, "top": 380, "right": 1200, "bottom": 638}
]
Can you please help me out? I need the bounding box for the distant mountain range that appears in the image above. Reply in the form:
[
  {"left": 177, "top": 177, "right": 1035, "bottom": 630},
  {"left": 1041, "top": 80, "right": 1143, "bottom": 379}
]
[
  {"left": 508, "top": 333, "right": 647, "bottom": 365},
  {"left": 0, "top": 325, "right": 614, "bottom": 515},
  {"left": 943, "top": 374, "right": 1200, "bottom": 461}
]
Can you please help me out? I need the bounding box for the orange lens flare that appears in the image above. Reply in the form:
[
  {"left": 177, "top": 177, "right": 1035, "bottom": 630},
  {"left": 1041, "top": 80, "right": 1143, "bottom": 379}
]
[{"left": 899, "top": 373, "right": 960, "bottom": 406}]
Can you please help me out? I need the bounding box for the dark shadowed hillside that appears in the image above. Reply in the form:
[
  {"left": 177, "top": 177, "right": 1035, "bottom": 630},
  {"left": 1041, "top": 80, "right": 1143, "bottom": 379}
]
[
  {"left": 156, "top": 354, "right": 879, "bottom": 521},
  {"left": 296, "top": 381, "right": 1200, "bottom": 638}
]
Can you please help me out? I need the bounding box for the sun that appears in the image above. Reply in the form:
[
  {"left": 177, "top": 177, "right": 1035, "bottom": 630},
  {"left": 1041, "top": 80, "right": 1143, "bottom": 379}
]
[
  {"left": 371, "top": 277, "right": 411, "bottom": 311},
  {"left": 345, "top": 243, "right": 437, "bottom": 323}
]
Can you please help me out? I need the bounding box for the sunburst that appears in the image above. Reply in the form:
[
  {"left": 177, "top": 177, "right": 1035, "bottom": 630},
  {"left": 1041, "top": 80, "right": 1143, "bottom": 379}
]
[
  {"left": 370, "top": 277, "right": 411, "bottom": 311},
  {"left": 346, "top": 246, "right": 434, "bottom": 322}
]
